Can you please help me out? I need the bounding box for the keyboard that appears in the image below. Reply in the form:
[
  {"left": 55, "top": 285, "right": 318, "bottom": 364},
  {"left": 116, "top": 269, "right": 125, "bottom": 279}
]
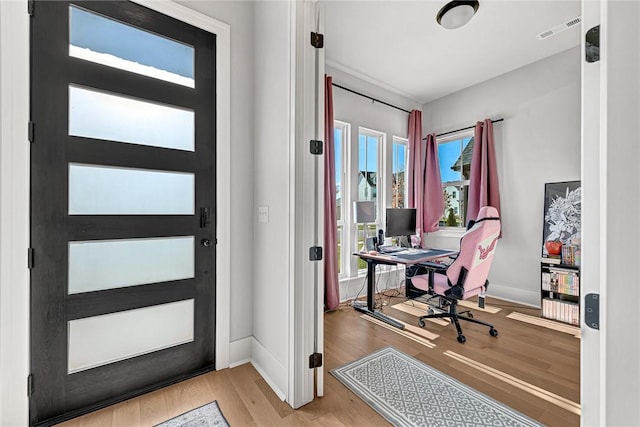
[
  {"left": 379, "top": 246, "right": 404, "bottom": 254},
  {"left": 392, "top": 252, "right": 432, "bottom": 261},
  {"left": 392, "top": 248, "right": 456, "bottom": 260}
]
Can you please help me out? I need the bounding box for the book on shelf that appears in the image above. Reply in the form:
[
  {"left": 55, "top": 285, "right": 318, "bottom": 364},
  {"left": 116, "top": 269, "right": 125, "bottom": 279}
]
[
  {"left": 561, "top": 244, "right": 580, "bottom": 266},
  {"left": 541, "top": 270, "right": 579, "bottom": 296},
  {"left": 541, "top": 255, "right": 561, "bottom": 264},
  {"left": 542, "top": 297, "right": 579, "bottom": 326}
]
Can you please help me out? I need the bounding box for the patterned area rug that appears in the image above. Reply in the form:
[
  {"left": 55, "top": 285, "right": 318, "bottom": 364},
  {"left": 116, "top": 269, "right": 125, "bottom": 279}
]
[
  {"left": 155, "top": 401, "right": 230, "bottom": 427},
  {"left": 331, "top": 347, "right": 543, "bottom": 427}
]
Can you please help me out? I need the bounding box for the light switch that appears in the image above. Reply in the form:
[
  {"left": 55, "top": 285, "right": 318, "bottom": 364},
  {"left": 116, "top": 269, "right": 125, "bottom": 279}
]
[{"left": 258, "top": 205, "right": 269, "bottom": 224}]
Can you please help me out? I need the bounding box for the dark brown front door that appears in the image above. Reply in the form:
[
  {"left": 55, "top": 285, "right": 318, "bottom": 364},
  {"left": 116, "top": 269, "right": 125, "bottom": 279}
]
[{"left": 30, "top": 1, "right": 216, "bottom": 424}]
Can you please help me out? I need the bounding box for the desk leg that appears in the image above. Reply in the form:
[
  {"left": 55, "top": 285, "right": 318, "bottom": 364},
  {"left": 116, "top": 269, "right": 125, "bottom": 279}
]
[
  {"left": 353, "top": 259, "right": 405, "bottom": 330},
  {"left": 366, "top": 259, "right": 375, "bottom": 311}
]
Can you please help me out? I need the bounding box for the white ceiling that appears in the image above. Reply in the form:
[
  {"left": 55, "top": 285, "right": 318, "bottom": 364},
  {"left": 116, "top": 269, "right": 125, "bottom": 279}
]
[{"left": 323, "top": 0, "right": 582, "bottom": 104}]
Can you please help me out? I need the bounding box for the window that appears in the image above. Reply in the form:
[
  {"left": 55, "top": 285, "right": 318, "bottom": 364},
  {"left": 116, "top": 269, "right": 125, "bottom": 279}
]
[
  {"left": 69, "top": 5, "right": 195, "bottom": 88},
  {"left": 357, "top": 129, "right": 383, "bottom": 269},
  {"left": 334, "top": 121, "right": 349, "bottom": 275},
  {"left": 358, "top": 129, "right": 380, "bottom": 206},
  {"left": 438, "top": 134, "right": 473, "bottom": 228},
  {"left": 333, "top": 121, "right": 404, "bottom": 277},
  {"left": 391, "top": 137, "right": 408, "bottom": 208}
]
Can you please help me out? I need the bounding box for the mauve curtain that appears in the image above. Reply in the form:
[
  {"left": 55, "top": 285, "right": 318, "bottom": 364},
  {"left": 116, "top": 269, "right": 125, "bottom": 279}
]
[
  {"left": 467, "top": 119, "right": 501, "bottom": 223},
  {"left": 324, "top": 76, "right": 339, "bottom": 311},
  {"left": 408, "top": 112, "right": 443, "bottom": 246},
  {"left": 423, "top": 133, "right": 444, "bottom": 232},
  {"left": 407, "top": 110, "right": 425, "bottom": 242}
]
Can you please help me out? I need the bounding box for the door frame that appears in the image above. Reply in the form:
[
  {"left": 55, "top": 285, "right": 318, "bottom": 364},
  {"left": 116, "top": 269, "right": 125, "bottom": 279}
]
[
  {"left": 580, "top": 1, "right": 603, "bottom": 424},
  {"left": 290, "top": 0, "right": 325, "bottom": 407},
  {"left": 581, "top": 1, "right": 640, "bottom": 425},
  {"left": 0, "top": 1, "right": 231, "bottom": 424}
]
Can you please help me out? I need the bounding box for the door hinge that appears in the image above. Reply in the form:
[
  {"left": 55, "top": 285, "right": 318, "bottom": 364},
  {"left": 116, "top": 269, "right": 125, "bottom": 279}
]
[
  {"left": 310, "top": 32, "right": 324, "bottom": 49},
  {"left": 585, "top": 293, "right": 600, "bottom": 330},
  {"left": 586, "top": 25, "right": 600, "bottom": 63},
  {"left": 27, "top": 248, "right": 34, "bottom": 269},
  {"left": 28, "top": 121, "right": 34, "bottom": 143},
  {"left": 309, "top": 352, "right": 323, "bottom": 369},
  {"left": 310, "top": 140, "right": 323, "bottom": 155},
  {"left": 309, "top": 246, "right": 323, "bottom": 261},
  {"left": 27, "top": 0, "right": 34, "bottom": 16},
  {"left": 27, "top": 374, "right": 34, "bottom": 397}
]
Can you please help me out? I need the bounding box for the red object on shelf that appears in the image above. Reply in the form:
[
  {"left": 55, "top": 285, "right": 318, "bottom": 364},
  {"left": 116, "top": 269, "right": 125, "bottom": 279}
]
[{"left": 545, "top": 240, "right": 563, "bottom": 255}]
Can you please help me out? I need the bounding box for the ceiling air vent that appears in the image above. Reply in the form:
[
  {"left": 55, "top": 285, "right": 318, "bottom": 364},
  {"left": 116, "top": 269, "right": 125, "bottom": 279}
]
[{"left": 537, "top": 16, "right": 582, "bottom": 40}]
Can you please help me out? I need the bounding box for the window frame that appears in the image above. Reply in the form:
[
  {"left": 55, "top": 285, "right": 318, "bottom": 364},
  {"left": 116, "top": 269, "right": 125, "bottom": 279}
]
[
  {"left": 390, "top": 136, "right": 408, "bottom": 209},
  {"left": 355, "top": 127, "right": 385, "bottom": 273},
  {"left": 437, "top": 130, "right": 474, "bottom": 230},
  {"left": 332, "top": 121, "right": 408, "bottom": 279},
  {"left": 334, "top": 120, "right": 350, "bottom": 277}
]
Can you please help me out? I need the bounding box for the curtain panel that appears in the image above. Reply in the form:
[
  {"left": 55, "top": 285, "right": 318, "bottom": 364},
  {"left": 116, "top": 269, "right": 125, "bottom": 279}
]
[
  {"left": 408, "top": 111, "right": 443, "bottom": 245},
  {"left": 423, "top": 133, "right": 444, "bottom": 232},
  {"left": 407, "top": 110, "right": 425, "bottom": 243},
  {"left": 467, "top": 119, "right": 501, "bottom": 224},
  {"left": 324, "top": 76, "right": 340, "bottom": 310}
]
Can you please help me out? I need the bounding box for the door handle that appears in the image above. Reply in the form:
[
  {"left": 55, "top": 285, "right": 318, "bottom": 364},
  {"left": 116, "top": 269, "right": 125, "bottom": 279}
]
[
  {"left": 201, "top": 238, "right": 212, "bottom": 247},
  {"left": 200, "top": 207, "right": 212, "bottom": 228}
]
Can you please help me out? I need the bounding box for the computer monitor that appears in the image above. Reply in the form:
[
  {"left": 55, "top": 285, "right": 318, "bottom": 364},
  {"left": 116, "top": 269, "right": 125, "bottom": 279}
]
[{"left": 385, "top": 208, "right": 416, "bottom": 247}]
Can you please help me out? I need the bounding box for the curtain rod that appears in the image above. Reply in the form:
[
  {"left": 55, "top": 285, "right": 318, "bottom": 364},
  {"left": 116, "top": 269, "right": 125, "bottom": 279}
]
[
  {"left": 332, "top": 83, "right": 412, "bottom": 114},
  {"left": 426, "top": 118, "right": 505, "bottom": 139}
]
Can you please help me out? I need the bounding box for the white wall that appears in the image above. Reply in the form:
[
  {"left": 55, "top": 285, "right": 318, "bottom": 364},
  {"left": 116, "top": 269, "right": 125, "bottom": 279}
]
[
  {"left": 178, "top": 0, "right": 255, "bottom": 344},
  {"left": 0, "top": 2, "right": 30, "bottom": 425},
  {"left": 250, "top": 0, "right": 292, "bottom": 399},
  {"left": 422, "top": 47, "right": 581, "bottom": 306},
  {"left": 327, "top": 65, "right": 422, "bottom": 300}
]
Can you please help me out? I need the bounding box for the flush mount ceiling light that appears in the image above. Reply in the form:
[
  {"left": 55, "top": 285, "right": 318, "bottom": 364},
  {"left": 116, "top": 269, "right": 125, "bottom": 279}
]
[{"left": 436, "top": 0, "right": 480, "bottom": 29}]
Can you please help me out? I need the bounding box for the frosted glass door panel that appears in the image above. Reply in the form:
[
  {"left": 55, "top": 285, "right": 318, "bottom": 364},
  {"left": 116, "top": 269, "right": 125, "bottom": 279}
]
[
  {"left": 68, "top": 163, "right": 194, "bottom": 215},
  {"left": 69, "top": 85, "right": 194, "bottom": 151},
  {"left": 69, "top": 6, "right": 195, "bottom": 88},
  {"left": 68, "top": 299, "right": 194, "bottom": 373},
  {"left": 68, "top": 236, "right": 194, "bottom": 294}
]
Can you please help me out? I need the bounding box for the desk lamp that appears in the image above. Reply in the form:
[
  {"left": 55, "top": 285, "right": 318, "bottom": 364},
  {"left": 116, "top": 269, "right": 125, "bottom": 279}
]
[{"left": 353, "top": 201, "right": 376, "bottom": 252}]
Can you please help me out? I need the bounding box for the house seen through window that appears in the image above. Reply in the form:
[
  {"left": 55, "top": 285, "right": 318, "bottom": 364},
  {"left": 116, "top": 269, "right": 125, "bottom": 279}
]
[
  {"left": 438, "top": 134, "right": 473, "bottom": 228},
  {"left": 391, "top": 138, "right": 407, "bottom": 208}
]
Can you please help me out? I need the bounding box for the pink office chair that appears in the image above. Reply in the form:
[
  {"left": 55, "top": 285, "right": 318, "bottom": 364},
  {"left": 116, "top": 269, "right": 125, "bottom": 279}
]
[{"left": 412, "top": 206, "right": 500, "bottom": 343}]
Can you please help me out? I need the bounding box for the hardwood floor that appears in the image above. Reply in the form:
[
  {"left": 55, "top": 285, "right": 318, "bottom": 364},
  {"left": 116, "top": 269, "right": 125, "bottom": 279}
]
[{"left": 57, "top": 293, "right": 580, "bottom": 427}]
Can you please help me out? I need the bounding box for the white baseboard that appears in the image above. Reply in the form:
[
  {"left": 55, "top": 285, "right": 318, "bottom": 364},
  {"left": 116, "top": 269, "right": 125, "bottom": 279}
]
[
  {"left": 487, "top": 282, "right": 541, "bottom": 308},
  {"left": 228, "top": 336, "right": 287, "bottom": 402},
  {"left": 229, "top": 337, "right": 252, "bottom": 368},
  {"left": 250, "top": 338, "right": 287, "bottom": 401}
]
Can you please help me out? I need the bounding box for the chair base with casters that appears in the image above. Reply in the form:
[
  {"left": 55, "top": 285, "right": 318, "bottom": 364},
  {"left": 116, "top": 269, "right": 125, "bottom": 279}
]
[{"left": 417, "top": 291, "right": 498, "bottom": 344}]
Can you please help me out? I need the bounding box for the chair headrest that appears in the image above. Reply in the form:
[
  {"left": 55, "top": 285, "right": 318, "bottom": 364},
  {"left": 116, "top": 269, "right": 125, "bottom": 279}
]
[
  {"left": 477, "top": 206, "right": 499, "bottom": 220},
  {"left": 466, "top": 206, "right": 500, "bottom": 230}
]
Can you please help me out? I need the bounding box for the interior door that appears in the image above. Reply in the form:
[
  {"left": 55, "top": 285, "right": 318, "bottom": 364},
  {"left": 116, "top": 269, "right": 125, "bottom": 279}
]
[
  {"left": 580, "top": 0, "right": 602, "bottom": 424},
  {"left": 29, "top": 1, "right": 216, "bottom": 425}
]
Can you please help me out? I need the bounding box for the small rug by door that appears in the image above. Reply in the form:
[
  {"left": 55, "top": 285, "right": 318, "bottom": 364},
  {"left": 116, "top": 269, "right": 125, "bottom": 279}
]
[
  {"left": 155, "top": 401, "right": 230, "bottom": 427},
  {"left": 330, "top": 347, "right": 543, "bottom": 427}
]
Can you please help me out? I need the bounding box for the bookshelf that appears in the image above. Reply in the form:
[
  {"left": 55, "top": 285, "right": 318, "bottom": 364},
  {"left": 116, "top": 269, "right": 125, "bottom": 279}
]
[
  {"left": 540, "top": 181, "right": 581, "bottom": 326},
  {"left": 540, "top": 261, "right": 580, "bottom": 326}
]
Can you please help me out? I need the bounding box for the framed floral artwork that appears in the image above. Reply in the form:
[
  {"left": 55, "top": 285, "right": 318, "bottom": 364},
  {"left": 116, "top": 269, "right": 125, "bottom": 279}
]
[{"left": 542, "top": 181, "right": 581, "bottom": 257}]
